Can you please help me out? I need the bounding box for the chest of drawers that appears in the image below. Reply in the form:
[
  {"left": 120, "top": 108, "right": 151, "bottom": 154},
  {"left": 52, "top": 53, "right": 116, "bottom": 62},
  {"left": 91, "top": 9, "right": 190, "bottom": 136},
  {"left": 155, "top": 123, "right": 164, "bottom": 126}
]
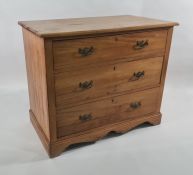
[{"left": 19, "top": 15, "right": 178, "bottom": 157}]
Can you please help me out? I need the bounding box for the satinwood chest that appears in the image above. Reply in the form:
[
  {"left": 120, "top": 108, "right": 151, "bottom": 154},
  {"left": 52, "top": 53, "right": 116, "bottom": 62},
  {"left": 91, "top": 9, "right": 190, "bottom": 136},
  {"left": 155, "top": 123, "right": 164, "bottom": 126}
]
[{"left": 19, "top": 15, "right": 178, "bottom": 157}]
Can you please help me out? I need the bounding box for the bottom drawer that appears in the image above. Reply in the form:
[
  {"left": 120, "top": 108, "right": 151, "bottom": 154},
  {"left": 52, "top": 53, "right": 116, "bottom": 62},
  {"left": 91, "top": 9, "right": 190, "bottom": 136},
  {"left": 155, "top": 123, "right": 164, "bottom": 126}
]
[{"left": 57, "top": 87, "right": 160, "bottom": 137}]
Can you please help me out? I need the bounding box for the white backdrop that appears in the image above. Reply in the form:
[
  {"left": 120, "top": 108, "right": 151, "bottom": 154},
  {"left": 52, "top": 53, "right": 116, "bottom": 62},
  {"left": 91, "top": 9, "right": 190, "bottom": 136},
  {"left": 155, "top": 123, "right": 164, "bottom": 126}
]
[{"left": 1, "top": 0, "right": 193, "bottom": 175}]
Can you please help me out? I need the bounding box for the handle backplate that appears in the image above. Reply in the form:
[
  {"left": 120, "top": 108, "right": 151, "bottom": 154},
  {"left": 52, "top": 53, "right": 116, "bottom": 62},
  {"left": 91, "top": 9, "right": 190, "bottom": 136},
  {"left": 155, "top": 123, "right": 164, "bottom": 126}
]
[
  {"left": 79, "top": 80, "right": 93, "bottom": 89},
  {"left": 79, "top": 114, "right": 93, "bottom": 121},
  {"left": 130, "top": 71, "right": 145, "bottom": 81},
  {"left": 130, "top": 102, "right": 141, "bottom": 109},
  {"left": 79, "top": 46, "right": 94, "bottom": 57},
  {"left": 133, "top": 40, "right": 149, "bottom": 50}
]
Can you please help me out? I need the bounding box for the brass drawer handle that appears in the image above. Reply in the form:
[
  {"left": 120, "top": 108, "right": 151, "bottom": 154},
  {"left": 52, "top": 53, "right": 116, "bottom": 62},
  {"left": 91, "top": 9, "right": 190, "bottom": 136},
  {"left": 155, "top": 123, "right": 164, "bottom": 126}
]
[
  {"left": 130, "top": 71, "right": 145, "bottom": 81},
  {"left": 79, "top": 80, "right": 93, "bottom": 89},
  {"left": 130, "top": 102, "right": 141, "bottom": 109},
  {"left": 79, "top": 114, "right": 93, "bottom": 121},
  {"left": 133, "top": 40, "right": 149, "bottom": 50},
  {"left": 78, "top": 46, "right": 94, "bottom": 56}
]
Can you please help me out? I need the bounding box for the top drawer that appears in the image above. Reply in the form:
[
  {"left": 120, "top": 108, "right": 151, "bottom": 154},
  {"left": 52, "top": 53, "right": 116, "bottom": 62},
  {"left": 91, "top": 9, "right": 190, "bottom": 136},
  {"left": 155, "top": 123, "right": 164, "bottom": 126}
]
[{"left": 53, "top": 30, "right": 167, "bottom": 71}]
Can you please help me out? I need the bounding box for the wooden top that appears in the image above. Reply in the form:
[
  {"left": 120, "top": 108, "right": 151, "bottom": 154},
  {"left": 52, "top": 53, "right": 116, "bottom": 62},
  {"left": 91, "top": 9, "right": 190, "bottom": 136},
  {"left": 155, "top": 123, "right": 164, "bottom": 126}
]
[{"left": 18, "top": 15, "right": 178, "bottom": 38}]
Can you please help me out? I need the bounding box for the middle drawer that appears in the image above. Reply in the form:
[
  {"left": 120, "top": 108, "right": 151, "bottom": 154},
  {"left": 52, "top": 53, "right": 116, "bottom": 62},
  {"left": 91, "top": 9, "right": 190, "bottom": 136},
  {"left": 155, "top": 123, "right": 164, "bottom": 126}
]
[{"left": 55, "top": 57, "right": 163, "bottom": 108}]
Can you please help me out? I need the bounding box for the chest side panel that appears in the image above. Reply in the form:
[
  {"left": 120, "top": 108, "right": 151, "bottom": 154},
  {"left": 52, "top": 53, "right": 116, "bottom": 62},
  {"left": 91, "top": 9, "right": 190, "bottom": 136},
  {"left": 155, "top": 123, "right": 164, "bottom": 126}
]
[{"left": 22, "top": 28, "right": 50, "bottom": 140}]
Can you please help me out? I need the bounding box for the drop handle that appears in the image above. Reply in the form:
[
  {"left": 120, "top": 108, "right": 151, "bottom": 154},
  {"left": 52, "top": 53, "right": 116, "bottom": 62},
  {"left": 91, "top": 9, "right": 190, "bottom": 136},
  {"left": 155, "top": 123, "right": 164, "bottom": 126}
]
[
  {"left": 79, "top": 114, "right": 93, "bottom": 121},
  {"left": 130, "top": 102, "right": 141, "bottom": 109},
  {"left": 78, "top": 46, "right": 94, "bottom": 57},
  {"left": 130, "top": 71, "right": 145, "bottom": 81},
  {"left": 133, "top": 40, "right": 149, "bottom": 50},
  {"left": 79, "top": 80, "right": 93, "bottom": 89}
]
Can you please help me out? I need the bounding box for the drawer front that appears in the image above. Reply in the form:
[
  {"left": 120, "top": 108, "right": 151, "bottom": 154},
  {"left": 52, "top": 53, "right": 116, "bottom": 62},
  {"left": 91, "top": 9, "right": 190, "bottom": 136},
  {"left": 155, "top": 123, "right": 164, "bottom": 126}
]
[
  {"left": 53, "top": 30, "right": 167, "bottom": 71},
  {"left": 55, "top": 57, "right": 163, "bottom": 108},
  {"left": 57, "top": 87, "right": 160, "bottom": 137}
]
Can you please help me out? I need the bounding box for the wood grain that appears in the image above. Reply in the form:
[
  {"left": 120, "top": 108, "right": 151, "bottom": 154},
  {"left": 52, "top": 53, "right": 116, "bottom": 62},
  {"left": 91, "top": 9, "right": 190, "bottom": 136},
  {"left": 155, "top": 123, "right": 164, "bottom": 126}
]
[
  {"left": 22, "top": 28, "right": 50, "bottom": 140},
  {"left": 30, "top": 110, "right": 50, "bottom": 154},
  {"left": 53, "top": 30, "right": 167, "bottom": 72},
  {"left": 18, "top": 15, "right": 178, "bottom": 38},
  {"left": 57, "top": 87, "right": 160, "bottom": 137},
  {"left": 52, "top": 112, "right": 161, "bottom": 158},
  {"left": 30, "top": 107, "right": 161, "bottom": 158},
  {"left": 156, "top": 27, "right": 174, "bottom": 112},
  {"left": 55, "top": 57, "right": 163, "bottom": 108},
  {"left": 19, "top": 15, "right": 178, "bottom": 157},
  {"left": 44, "top": 39, "right": 57, "bottom": 141}
]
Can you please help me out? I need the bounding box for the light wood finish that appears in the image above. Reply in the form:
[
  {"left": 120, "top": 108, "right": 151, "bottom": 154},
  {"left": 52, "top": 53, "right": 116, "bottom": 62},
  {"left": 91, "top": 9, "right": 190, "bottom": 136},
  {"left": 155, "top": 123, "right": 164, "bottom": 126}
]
[
  {"left": 19, "top": 15, "right": 178, "bottom": 158},
  {"left": 55, "top": 57, "right": 163, "bottom": 108},
  {"left": 53, "top": 30, "right": 167, "bottom": 71},
  {"left": 18, "top": 15, "right": 178, "bottom": 38},
  {"left": 22, "top": 28, "right": 50, "bottom": 140},
  {"left": 57, "top": 87, "right": 160, "bottom": 137},
  {"left": 44, "top": 39, "right": 57, "bottom": 141},
  {"left": 30, "top": 110, "right": 50, "bottom": 153},
  {"left": 156, "top": 28, "right": 174, "bottom": 112},
  {"left": 30, "top": 111, "right": 161, "bottom": 158}
]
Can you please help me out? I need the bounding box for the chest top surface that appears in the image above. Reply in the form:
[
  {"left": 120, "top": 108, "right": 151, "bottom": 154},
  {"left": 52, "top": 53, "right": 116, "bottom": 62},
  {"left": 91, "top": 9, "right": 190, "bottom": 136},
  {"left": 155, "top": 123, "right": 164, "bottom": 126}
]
[{"left": 18, "top": 15, "right": 178, "bottom": 38}]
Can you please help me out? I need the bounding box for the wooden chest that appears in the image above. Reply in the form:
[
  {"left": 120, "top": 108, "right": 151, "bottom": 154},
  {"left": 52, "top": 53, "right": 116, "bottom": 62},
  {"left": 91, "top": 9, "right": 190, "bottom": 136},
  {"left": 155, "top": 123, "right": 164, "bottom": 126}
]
[{"left": 19, "top": 15, "right": 178, "bottom": 157}]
